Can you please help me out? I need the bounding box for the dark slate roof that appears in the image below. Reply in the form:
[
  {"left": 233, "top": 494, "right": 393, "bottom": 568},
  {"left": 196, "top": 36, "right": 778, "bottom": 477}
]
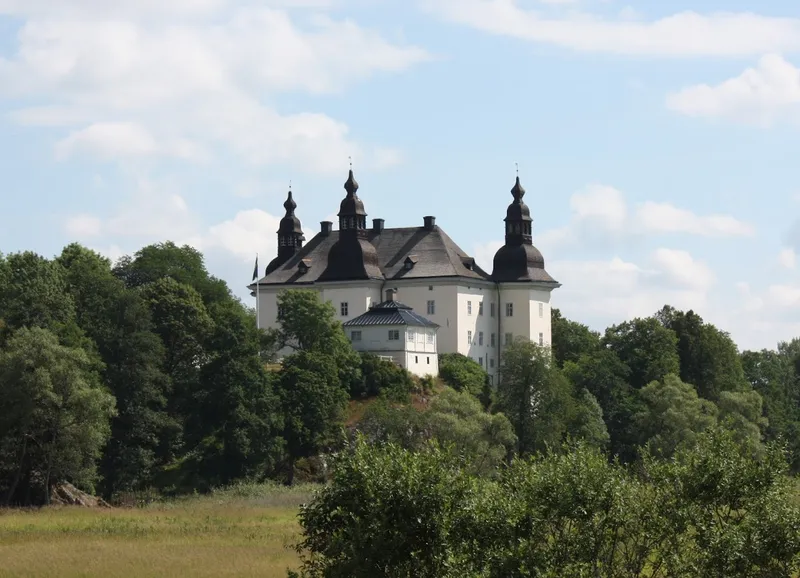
[
  {"left": 492, "top": 243, "right": 560, "bottom": 285},
  {"left": 343, "top": 300, "right": 439, "bottom": 328},
  {"left": 253, "top": 225, "right": 491, "bottom": 286}
]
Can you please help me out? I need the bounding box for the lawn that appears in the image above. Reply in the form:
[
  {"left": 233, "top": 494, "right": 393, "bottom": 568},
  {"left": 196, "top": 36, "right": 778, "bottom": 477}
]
[{"left": 0, "top": 483, "right": 318, "bottom": 578}]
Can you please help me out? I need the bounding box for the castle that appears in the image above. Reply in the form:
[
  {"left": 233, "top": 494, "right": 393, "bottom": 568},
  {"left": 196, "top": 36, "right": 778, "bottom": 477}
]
[{"left": 250, "top": 167, "right": 560, "bottom": 382}]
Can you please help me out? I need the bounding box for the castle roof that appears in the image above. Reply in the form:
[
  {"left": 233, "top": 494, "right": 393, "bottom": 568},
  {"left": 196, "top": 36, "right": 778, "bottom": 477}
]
[
  {"left": 253, "top": 222, "right": 492, "bottom": 286},
  {"left": 343, "top": 299, "right": 439, "bottom": 328}
]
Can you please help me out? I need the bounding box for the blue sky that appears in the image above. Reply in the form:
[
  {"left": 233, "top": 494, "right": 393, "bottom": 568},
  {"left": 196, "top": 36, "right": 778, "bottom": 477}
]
[{"left": 2, "top": 0, "right": 800, "bottom": 350}]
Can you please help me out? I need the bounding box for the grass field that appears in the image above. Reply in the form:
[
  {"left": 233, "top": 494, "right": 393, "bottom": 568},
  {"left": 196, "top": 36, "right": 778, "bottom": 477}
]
[{"left": 0, "top": 483, "right": 318, "bottom": 578}]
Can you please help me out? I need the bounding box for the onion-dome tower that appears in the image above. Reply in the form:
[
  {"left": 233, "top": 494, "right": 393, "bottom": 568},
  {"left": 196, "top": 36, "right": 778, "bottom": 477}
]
[
  {"left": 265, "top": 188, "right": 305, "bottom": 275},
  {"left": 319, "top": 165, "right": 383, "bottom": 281},
  {"left": 491, "top": 173, "right": 557, "bottom": 284}
]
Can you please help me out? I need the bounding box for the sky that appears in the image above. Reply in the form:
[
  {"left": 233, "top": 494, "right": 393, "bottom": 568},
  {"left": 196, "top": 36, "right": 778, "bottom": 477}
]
[{"left": 1, "top": 0, "right": 800, "bottom": 351}]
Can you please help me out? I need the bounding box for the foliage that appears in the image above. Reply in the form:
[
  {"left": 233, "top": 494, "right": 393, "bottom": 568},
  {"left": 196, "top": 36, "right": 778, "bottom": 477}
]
[
  {"left": 602, "top": 316, "right": 680, "bottom": 390},
  {"left": 438, "top": 352, "right": 489, "bottom": 399},
  {"left": 551, "top": 307, "right": 601, "bottom": 367},
  {"left": 353, "top": 352, "right": 414, "bottom": 401},
  {"left": 293, "top": 429, "right": 800, "bottom": 578},
  {"left": 357, "top": 387, "right": 516, "bottom": 476},
  {"left": 656, "top": 306, "right": 749, "bottom": 400},
  {"left": 0, "top": 327, "right": 116, "bottom": 505}
]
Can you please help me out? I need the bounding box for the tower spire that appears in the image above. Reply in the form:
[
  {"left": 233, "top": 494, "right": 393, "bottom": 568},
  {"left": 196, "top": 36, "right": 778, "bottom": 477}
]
[{"left": 265, "top": 186, "right": 305, "bottom": 275}]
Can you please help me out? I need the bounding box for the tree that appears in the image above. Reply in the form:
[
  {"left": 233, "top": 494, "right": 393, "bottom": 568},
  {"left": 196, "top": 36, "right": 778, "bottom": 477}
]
[
  {"left": 113, "top": 242, "right": 230, "bottom": 306},
  {"left": 635, "top": 373, "right": 718, "bottom": 458},
  {"left": 438, "top": 352, "right": 489, "bottom": 400},
  {"left": 274, "top": 290, "right": 362, "bottom": 394},
  {"left": 358, "top": 388, "right": 516, "bottom": 476},
  {"left": 562, "top": 348, "right": 643, "bottom": 462},
  {"left": 602, "top": 316, "right": 680, "bottom": 390},
  {"left": 568, "top": 388, "right": 610, "bottom": 449},
  {"left": 496, "top": 339, "right": 573, "bottom": 455},
  {"left": 551, "top": 307, "right": 601, "bottom": 367},
  {"left": 656, "top": 306, "right": 748, "bottom": 400},
  {"left": 355, "top": 352, "right": 414, "bottom": 400},
  {"left": 57, "top": 244, "right": 174, "bottom": 496},
  {"left": 0, "top": 251, "right": 82, "bottom": 348},
  {"left": 742, "top": 344, "right": 800, "bottom": 471},
  {"left": 277, "top": 351, "right": 349, "bottom": 484},
  {"left": 0, "top": 328, "right": 116, "bottom": 505}
]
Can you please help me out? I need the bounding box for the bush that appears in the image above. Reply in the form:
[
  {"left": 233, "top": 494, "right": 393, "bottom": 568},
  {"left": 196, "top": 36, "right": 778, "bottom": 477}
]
[
  {"left": 292, "top": 428, "right": 800, "bottom": 577},
  {"left": 351, "top": 352, "right": 414, "bottom": 401},
  {"left": 438, "top": 353, "right": 489, "bottom": 400}
]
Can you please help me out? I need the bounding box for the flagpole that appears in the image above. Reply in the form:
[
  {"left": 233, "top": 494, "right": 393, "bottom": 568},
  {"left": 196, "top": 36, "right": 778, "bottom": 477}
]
[{"left": 255, "top": 252, "right": 260, "bottom": 331}]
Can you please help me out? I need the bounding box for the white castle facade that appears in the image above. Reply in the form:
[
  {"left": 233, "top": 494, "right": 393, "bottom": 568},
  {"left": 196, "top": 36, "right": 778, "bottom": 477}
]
[{"left": 250, "top": 168, "right": 560, "bottom": 383}]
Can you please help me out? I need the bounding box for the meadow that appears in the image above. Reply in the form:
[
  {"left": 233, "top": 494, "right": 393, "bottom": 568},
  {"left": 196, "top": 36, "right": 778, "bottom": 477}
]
[{"left": 0, "top": 484, "right": 317, "bottom": 578}]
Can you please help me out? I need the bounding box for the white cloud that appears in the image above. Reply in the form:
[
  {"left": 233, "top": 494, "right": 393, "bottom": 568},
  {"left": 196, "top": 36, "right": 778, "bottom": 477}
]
[
  {"left": 779, "top": 247, "right": 797, "bottom": 269},
  {"left": 65, "top": 214, "right": 102, "bottom": 237},
  {"left": 537, "top": 184, "right": 754, "bottom": 249},
  {"left": 651, "top": 248, "right": 715, "bottom": 291},
  {"left": 0, "top": 4, "right": 429, "bottom": 172},
  {"left": 666, "top": 54, "right": 800, "bottom": 125},
  {"left": 636, "top": 201, "right": 756, "bottom": 237},
  {"left": 421, "top": 1, "right": 800, "bottom": 57}
]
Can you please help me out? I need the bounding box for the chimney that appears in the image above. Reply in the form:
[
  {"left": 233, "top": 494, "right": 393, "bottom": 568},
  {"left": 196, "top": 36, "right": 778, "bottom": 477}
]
[
  {"left": 423, "top": 216, "right": 436, "bottom": 230},
  {"left": 373, "top": 218, "right": 385, "bottom": 233},
  {"left": 385, "top": 288, "right": 395, "bottom": 302},
  {"left": 320, "top": 221, "right": 333, "bottom": 236}
]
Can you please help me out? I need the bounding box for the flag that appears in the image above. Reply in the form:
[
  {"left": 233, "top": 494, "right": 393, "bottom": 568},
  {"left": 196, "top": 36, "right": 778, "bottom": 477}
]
[{"left": 252, "top": 254, "right": 259, "bottom": 281}]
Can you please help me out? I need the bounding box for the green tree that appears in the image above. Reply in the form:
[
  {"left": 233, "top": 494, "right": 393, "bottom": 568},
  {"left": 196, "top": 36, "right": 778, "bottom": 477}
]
[
  {"left": 551, "top": 307, "right": 601, "bottom": 367},
  {"left": 113, "top": 242, "right": 230, "bottom": 305},
  {"left": 274, "top": 290, "right": 362, "bottom": 394},
  {"left": 656, "top": 306, "right": 748, "bottom": 399},
  {"left": 358, "top": 388, "right": 516, "bottom": 476},
  {"left": 277, "top": 351, "right": 349, "bottom": 484},
  {"left": 602, "top": 316, "right": 680, "bottom": 390},
  {"left": 0, "top": 328, "right": 116, "bottom": 505},
  {"left": 562, "top": 348, "right": 643, "bottom": 462},
  {"left": 742, "top": 344, "right": 800, "bottom": 471},
  {"left": 438, "top": 353, "right": 489, "bottom": 400},
  {"left": 355, "top": 352, "right": 414, "bottom": 400},
  {"left": 497, "top": 339, "right": 573, "bottom": 455},
  {"left": 636, "top": 373, "right": 718, "bottom": 458},
  {"left": 0, "top": 251, "right": 82, "bottom": 348},
  {"left": 57, "top": 244, "right": 174, "bottom": 496}
]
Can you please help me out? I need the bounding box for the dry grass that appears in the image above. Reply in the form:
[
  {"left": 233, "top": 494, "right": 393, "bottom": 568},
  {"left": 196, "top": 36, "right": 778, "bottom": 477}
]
[{"left": 0, "top": 483, "right": 318, "bottom": 578}]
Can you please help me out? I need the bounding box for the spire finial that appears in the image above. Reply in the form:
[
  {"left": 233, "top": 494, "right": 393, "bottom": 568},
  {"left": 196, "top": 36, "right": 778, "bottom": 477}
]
[
  {"left": 344, "top": 157, "right": 359, "bottom": 195},
  {"left": 284, "top": 185, "right": 297, "bottom": 213},
  {"left": 289, "top": 179, "right": 292, "bottom": 191},
  {"left": 515, "top": 162, "right": 519, "bottom": 177}
]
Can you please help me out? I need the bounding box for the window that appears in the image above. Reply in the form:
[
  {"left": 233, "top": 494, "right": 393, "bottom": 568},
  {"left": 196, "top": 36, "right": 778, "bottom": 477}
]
[
  {"left": 388, "top": 329, "right": 399, "bottom": 341},
  {"left": 479, "top": 301, "right": 484, "bottom": 316},
  {"left": 428, "top": 285, "right": 434, "bottom": 291},
  {"left": 427, "top": 300, "right": 435, "bottom": 315},
  {"left": 490, "top": 302, "right": 496, "bottom": 317},
  {"left": 539, "top": 302, "right": 544, "bottom": 318},
  {"left": 427, "top": 331, "right": 434, "bottom": 344},
  {"left": 506, "top": 303, "right": 513, "bottom": 317},
  {"left": 340, "top": 302, "right": 349, "bottom": 316},
  {"left": 489, "top": 358, "right": 495, "bottom": 369},
  {"left": 490, "top": 333, "right": 496, "bottom": 347},
  {"left": 350, "top": 330, "right": 362, "bottom": 342},
  {"left": 467, "top": 330, "right": 473, "bottom": 344},
  {"left": 479, "top": 356, "right": 484, "bottom": 367},
  {"left": 478, "top": 331, "right": 484, "bottom": 346},
  {"left": 505, "top": 332, "right": 512, "bottom": 346},
  {"left": 427, "top": 356, "right": 430, "bottom": 364},
  {"left": 467, "top": 301, "right": 472, "bottom": 315},
  {"left": 415, "top": 355, "right": 418, "bottom": 363},
  {"left": 407, "top": 330, "right": 415, "bottom": 342},
  {"left": 539, "top": 332, "right": 544, "bottom": 346}
]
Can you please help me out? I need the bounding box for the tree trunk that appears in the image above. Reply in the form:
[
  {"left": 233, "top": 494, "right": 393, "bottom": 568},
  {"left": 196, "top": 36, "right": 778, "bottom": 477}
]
[{"left": 4, "top": 437, "right": 27, "bottom": 506}]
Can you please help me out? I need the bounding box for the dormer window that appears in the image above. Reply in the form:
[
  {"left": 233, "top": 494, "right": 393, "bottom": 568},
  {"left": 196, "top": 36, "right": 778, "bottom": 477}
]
[
  {"left": 404, "top": 255, "right": 418, "bottom": 270},
  {"left": 462, "top": 257, "right": 475, "bottom": 270},
  {"left": 298, "top": 259, "right": 312, "bottom": 274}
]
